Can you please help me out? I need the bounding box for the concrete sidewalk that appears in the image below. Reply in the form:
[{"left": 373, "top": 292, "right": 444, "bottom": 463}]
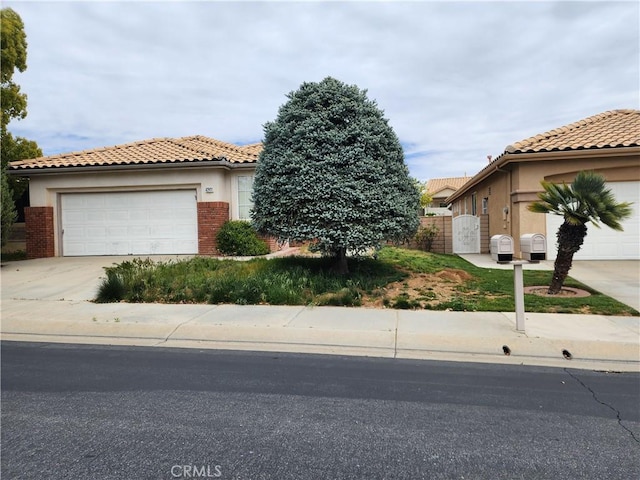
[{"left": 1, "top": 255, "right": 639, "bottom": 372}]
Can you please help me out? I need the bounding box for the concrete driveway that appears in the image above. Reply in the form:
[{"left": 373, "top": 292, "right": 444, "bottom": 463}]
[
  {"left": 569, "top": 260, "right": 640, "bottom": 312},
  {"left": 0, "top": 255, "right": 192, "bottom": 303},
  {"left": 1, "top": 255, "right": 639, "bottom": 312}
]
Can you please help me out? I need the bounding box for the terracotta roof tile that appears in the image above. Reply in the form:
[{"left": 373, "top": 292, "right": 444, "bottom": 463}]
[
  {"left": 238, "top": 143, "right": 264, "bottom": 156},
  {"left": 9, "top": 135, "right": 262, "bottom": 171},
  {"left": 506, "top": 109, "right": 640, "bottom": 154},
  {"left": 426, "top": 176, "right": 472, "bottom": 195},
  {"left": 445, "top": 108, "right": 640, "bottom": 204}
]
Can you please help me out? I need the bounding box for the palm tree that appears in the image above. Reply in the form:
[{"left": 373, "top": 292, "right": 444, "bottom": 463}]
[{"left": 528, "top": 171, "right": 633, "bottom": 294}]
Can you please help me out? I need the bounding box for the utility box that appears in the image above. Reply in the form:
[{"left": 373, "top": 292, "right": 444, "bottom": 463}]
[
  {"left": 521, "top": 233, "right": 546, "bottom": 261},
  {"left": 490, "top": 235, "right": 514, "bottom": 263}
]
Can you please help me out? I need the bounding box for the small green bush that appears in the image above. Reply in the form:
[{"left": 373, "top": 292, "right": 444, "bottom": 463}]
[
  {"left": 414, "top": 223, "right": 440, "bottom": 252},
  {"left": 216, "top": 221, "right": 270, "bottom": 256}
]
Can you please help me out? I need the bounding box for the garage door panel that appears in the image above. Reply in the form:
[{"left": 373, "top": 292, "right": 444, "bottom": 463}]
[
  {"left": 84, "top": 196, "right": 106, "bottom": 208},
  {"left": 107, "top": 210, "right": 130, "bottom": 222},
  {"left": 86, "top": 226, "right": 107, "bottom": 237},
  {"left": 106, "top": 225, "right": 128, "bottom": 237},
  {"left": 64, "top": 211, "right": 87, "bottom": 223},
  {"left": 129, "top": 225, "right": 150, "bottom": 236},
  {"left": 546, "top": 181, "right": 639, "bottom": 260},
  {"left": 61, "top": 190, "right": 198, "bottom": 256},
  {"left": 129, "top": 209, "right": 148, "bottom": 222}
]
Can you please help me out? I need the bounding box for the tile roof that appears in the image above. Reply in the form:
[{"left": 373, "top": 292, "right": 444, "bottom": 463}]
[
  {"left": 426, "top": 176, "right": 472, "bottom": 195},
  {"left": 9, "top": 135, "right": 262, "bottom": 171},
  {"left": 445, "top": 109, "right": 640, "bottom": 204},
  {"left": 506, "top": 109, "right": 640, "bottom": 154},
  {"left": 238, "top": 143, "right": 264, "bottom": 156}
]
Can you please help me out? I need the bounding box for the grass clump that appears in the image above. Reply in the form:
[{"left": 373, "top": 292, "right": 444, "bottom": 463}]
[{"left": 95, "top": 254, "right": 403, "bottom": 306}]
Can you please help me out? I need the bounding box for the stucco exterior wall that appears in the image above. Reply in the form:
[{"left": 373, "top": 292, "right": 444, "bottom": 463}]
[
  {"left": 451, "top": 152, "right": 640, "bottom": 255},
  {"left": 452, "top": 168, "right": 511, "bottom": 240},
  {"left": 25, "top": 165, "right": 256, "bottom": 257}
]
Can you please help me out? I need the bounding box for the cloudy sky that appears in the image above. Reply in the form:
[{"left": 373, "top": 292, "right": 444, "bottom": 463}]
[{"left": 4, "top": 0, "right": 639, "bottom": 181}]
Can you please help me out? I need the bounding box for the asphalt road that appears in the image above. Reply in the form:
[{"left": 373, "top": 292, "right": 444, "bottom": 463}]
[{"left": 2, "top": 342, "right": 639, "bottom": 480}]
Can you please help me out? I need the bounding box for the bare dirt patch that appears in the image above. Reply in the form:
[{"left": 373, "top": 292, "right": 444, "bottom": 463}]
[
  {"left": 361, "top": 268, "right": 475, "bottom": 308},
  {"left": 435, "top": 269, "right": 474, "bottom": 283}
]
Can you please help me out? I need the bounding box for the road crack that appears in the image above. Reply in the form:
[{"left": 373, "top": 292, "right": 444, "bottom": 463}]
[{"left": 564, "top": 368, "right": 639, "bottom": 444}]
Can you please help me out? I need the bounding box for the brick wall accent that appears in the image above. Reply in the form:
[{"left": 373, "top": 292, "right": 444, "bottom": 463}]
[
  {"left": 197, "top": 202, "right": 229, "bottom": 255},
  {"left": 258, "top": 234, "right": 288, "bottom": 253},
  {"left": 25, "top": 207, "right": 55, "bottom": 259}
]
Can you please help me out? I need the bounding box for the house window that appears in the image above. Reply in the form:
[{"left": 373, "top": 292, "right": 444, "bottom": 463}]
[
  {"left": 471, "top": 193, "right": 477, "bottom": 216},
  {"left": 237, "top": 175, "right": 254, "bottom": 220},
  {"left": 482, "top": 197, "right": 488, "bottom": 215}
]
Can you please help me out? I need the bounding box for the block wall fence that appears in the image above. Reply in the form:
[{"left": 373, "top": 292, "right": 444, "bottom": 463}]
[{"left": 403, "top": 214, "right": 489, "bottom": 254}]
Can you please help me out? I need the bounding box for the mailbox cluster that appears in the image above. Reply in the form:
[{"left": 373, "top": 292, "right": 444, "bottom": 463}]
[{"left": 490, "top": 234, "right": 547, "bottom": 263}]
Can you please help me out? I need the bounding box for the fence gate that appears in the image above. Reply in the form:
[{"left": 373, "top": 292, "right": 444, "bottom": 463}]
[{"left": 452, "top": 215, "right": 480, "bottom": 254}]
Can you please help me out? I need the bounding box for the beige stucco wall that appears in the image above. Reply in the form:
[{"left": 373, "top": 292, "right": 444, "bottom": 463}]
[
  {"left": 452, "top": 151, "right": 640, "bottom": 256},
  {"left": 26, "top": 165, "right": 256, "bottom": 255},
  {"left": 451, "top": 168, "right": 512, "bottom": 238}
]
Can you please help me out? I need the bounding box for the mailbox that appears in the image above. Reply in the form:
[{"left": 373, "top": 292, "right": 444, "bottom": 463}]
[
  {"left": 490, "top": 235, "right": 514, "bottom": 263},
  {"left": 521, "top": 233, "right": 546, "bottom": 261}
]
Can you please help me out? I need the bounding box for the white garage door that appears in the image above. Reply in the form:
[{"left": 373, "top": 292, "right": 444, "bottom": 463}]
[
  {"left": 546, "top": 181, "right": 640, "bottom": 260},
  {"left": 61, "top": 190, "right": 198, "bottom": 256}
]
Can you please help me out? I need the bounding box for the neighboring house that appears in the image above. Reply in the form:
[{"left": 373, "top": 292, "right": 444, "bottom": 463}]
[
  {"left": 9, "top": 135, "right": 263, "bottom": 258},
  {"left": 446, "top": 109, "right": 640, "bottom": 260},
  {"left": 424, "top": 176, "right": 471, "bottom": 216}
]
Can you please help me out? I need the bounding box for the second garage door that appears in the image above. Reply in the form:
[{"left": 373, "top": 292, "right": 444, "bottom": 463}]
[
  {"left": 61, "top": 190, "right": 198, "bottom": 256},
  {"left": 546, "top": 181, "right": 640, "bottom": 260}
]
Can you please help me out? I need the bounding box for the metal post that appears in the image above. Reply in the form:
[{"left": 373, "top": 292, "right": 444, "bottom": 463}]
[{"left": 513, "top": 263, "right": 525, "bottom": 332}]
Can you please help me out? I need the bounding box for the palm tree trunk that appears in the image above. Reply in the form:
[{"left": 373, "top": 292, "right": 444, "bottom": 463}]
[{"left": 548, "top": 222, "right": 587, "bottom": 294}]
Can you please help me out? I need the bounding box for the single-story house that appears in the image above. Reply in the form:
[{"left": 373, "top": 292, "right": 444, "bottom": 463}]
[
  {"left": 446, "top": 109, "right": 640, "bottom": 260},
  {"left": 424, "top": 176, "right": 472, "bottom": 216},
  {"left": 9, "top": 135, "right": 265, "bottom": 258}
]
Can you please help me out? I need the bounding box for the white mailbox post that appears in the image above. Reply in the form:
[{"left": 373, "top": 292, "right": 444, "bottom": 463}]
[
  {"left": 491, "top": 234, "right": 547, "bottom": 332},
  {"left": 511, "top": 261, "right": 527, "bottom": 332}
]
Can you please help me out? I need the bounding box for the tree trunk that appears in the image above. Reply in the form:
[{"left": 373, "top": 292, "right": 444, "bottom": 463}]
[
  {"left": 333, "top": 247, "right": 349, "bottom": 275},
  {"left": 548, "top": 221, "right": 587, "bottom": 294}
]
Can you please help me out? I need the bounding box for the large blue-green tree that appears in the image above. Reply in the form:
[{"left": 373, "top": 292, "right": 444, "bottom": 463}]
[{"left": 252, "top": 77, "right": 420, "bottom": 273}]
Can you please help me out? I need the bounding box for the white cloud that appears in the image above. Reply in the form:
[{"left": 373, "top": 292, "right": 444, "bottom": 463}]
[{"left": 5, "top": 0, "right": 639, "bottom": 182}]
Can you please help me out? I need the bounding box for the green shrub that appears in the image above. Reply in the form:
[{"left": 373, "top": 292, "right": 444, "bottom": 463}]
[
  {"left": 216, "top": 221, "right": 270, "bottom": 256},
  {"left": 1, "top": 167, "right": 17, "bottom": 247},
  {"left": 414, "top": 223, "right": 440, "bottom": 252}
]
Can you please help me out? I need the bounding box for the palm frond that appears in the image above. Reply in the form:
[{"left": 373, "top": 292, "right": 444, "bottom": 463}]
[{"left": 528, "top": 170, "right": 633, "bottom": 231}]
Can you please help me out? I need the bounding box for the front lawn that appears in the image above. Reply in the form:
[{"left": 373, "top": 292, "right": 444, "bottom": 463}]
[{"left": 95, "top": 247, "right": 638, "bottom": 316}]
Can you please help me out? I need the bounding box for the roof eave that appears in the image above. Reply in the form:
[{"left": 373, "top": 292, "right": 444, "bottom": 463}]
[
  {"left": 7, "top": 158, "right": 257, "bottom": 176},
  {"left": 445, "top": 145, "right": 640, "bottom": 204}
]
